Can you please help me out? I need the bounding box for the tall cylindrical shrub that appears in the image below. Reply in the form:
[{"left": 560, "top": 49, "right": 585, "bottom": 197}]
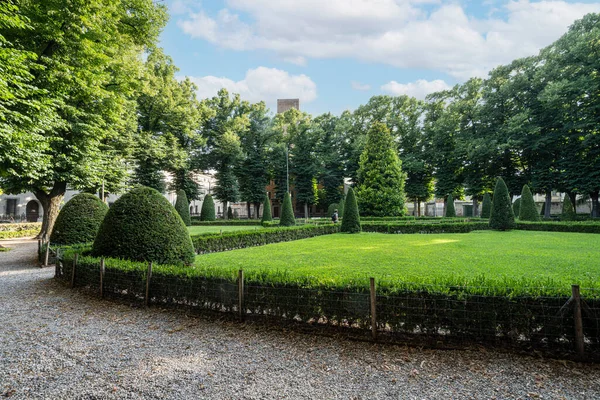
[
  {"left": 489, "top": 177, "right": 515, "bottom": 230},
  {"left": 341, "top": 187, "right": 361, "bottom": 233},
  {"left": 561, "top": 194, "right": 576, "bottom": 220},
  {"left": 92, "top": 186, "right": 195, "bottom": 266},
  {"left": 512, "top": 198, "right": 521, "bottom": 219},
  {"left": 200, "top": 194, "right": 216, "bottom": 221},
  {"left": 174, "top": 189, "right": 191, "bottom": 226},
  {"left": 480, "top": 193, "right": 491, "bottom": 218},
  {"left": 50, "top": 193, "right": 108, "bottom": 245},
  {"left": 445, "top": 194, "right": 456, "bottom": 217},
  {"left": 261, "top": 194, "right": 272, "bottom": 222},
  {"left": 518, "top": 184, "right": 539, "bottom": 222},
  {"left": 279, "top": 192, "right": 295, "bottom": 226}
]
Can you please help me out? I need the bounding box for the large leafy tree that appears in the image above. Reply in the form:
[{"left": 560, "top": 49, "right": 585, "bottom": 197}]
[
  {"left": 0, "top": 0, "right": 167, "bottom": 239},
  {"left": 291, "top": 117, "right": 319, "bottom": 219},
  {"left": 314, "top": 113, "right": 345, "bottom": 208}
]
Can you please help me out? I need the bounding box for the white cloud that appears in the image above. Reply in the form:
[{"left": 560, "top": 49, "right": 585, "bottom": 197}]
[
  {"left": 186, "top": 67, "right": 317, "bottom": 109},
  {"left": 178, "top": 0, "right": 600, "bottom": 79},
  {"left": 381, "top": 79, "right": 451, "bottom": 99},
  {"left": 351, "top": 81, "right": 371, "bottom": 91}
]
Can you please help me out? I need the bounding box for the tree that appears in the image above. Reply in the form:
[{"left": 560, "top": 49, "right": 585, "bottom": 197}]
[
  {"left": 518, "top": 184, "right": 539, "bottom": 222},
  {"left": 480, "top": 193, "right": 491, "bottom": 218},
  {"left": 314, "top": 113, "right": 345, "bottom": 208},
  {"left": 291, "top": 118, "right": 319, "bottom": 219},
  {"left": 261, "top": 194, "right": 272, "bottom": 222},
  {"left": 200, "top": 194, "right": 215, "bottom": 221},
  {"left": 445, "top": 194, "right": 456, "bottom": 217},
  {"left": 357, "top": 122, "right": 406, "bottom": 216},
  {"left": 489, "top": 178, "right": 515, "bottom": 230},
  {"left": 561, "top": 194, "right": 576, "bottom": 221},
  {"left": 512, "top": 198, "right": 521, "bottom": 219},
  {"left": 279, "top": 192, "right": 295, "bottom": 226},
  {"left": 341, "top": 187, "right": 361, "bottom": 233},
  {"left": 0, "top": 0, "right": 168, "bottom": 240},
  {"left": 175, "top": 189, "right": 191, "bottom": 226}
]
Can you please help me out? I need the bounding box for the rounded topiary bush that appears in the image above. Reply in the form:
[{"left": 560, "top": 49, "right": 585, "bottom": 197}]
[
  {"left": 50, "top": 193, "right": 108, "bottom": 245},
  {"left": 175, "top": 189, "right": 191, "bottom": 226},
  {"left": 445, "top": 194, "right": 456, "bottom": 217},
  {"left": 480, "top": 193, "right": 491, "bottom": 218},
  {"left": 518, "top": 184, "right": 539, "bottom": 222},
  {"left": 489, "top": 177, "right": 515, "bottom": 230},
  {"left": 261, "top": 194, "right": 272, "bottom": 222},
  {"left": 279, "top": 192, "right": 296, "bottom": 226},
  {"left": 91, "top": 186, "right": 195, "bottom": 266},
  {"left": 341, "top": 187, "right": 361, "bottom": 233},
  {"left": 200, "top": 194, "right": 216, "bottom": 221}
]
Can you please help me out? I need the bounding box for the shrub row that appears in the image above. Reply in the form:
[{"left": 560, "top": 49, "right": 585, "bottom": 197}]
[
  {"left": 515, "top": 221, "right": 600, "bottom": 234},
  {"left": 191, "top": 224, "right": 340, "bottom": 254},
  {"left": 0, "top": 222, "right": 41, "bottom": 232},
  {"left": 191, "top": 219, "right": 264, "bottom": 226},
  {"left": 0, "top": 229, "right": 39, "bottom": 239},
  {"left": 361, "top": 222, "right": 490, "bottom": 234}
]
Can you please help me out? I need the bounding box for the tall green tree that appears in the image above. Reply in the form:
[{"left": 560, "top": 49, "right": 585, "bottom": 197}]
[
  {"left": 357, "top": 122, "right": 406, "bottom": 216},
  {"left": 489, "top": 178, "right": 515, "bottom": 230},
  {"left": 0, "top": 0, "right": 167, "bottom": 239},
  {"left": 314, "top": 113, "right": 345, "bottom": 208},
  {"left": 291, "top": 117, "right": 319, "bottom": 219},
  {"left": 518, "top": 184, "right": 539, "bottom": 222}
]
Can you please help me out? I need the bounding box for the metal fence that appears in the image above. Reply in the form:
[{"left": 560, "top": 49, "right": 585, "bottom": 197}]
[{"left": 53, "top": 254, "right": 600, "bottom": 361}]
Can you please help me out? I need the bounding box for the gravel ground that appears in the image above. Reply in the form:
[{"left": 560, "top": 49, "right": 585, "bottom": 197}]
[{"left": 1, "top": 239, "right": 600, "bottom": 399}]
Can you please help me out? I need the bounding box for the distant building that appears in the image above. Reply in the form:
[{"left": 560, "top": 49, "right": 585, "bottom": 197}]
[{"left": 277, "top": 99, "right": 300, "bottom": 114}]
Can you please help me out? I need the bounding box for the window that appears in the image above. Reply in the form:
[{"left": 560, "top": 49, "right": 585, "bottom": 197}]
[{"left": 6, "top": 199, "right": 17, "bottom": 216}]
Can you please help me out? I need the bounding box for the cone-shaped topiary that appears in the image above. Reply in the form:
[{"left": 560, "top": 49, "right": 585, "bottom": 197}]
[
  {"left": 200, "top": 194, "right": 216, "bottom": 221},
  {"left": 489, "top": 177, "right": 515, "bottom": 230},
  {"left": 341, "top": 187, "right": 361, "bottom": 233},
  {"left": 261, "top": 194, "right": 272, "bottom": 222},
  {"left": 279, "top": 192, "right": 296, "bottom": 226},
  {"left": 327, "top": 203, "right": 338, "bottom": 218},
  {"left": 518, "top": 184, "right": 539, "bottom": 222},
  {"left": 338, "top": 194, "right": 345, "bottom": 219},
  {"left": 174, "top": 189, "right": 191, "bottom": 226},
  {"left": 480, "top": 193, "right": 491, "bottom": 218},
  {"left": 92, "top": 186, "right": 195, "bottom": 266},
  {"left": 512, "top": 198, "right": 521, "bottom": 219},
  {"left": 50, "top": 193, "right": 108, "bottom": 245},
  {"left": 445, "top": 194, "right": 456, "bottom": 217},
  {"left": 227, "top": 206, "right": 233, "bottom": 220},
  {"left": 562, "top": 194, "right": 576, "bottom": 220}
]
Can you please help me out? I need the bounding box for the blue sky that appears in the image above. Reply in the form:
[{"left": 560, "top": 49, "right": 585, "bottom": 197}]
[{"left": 159, "top": 0, "right": 600, "bottom": 116}]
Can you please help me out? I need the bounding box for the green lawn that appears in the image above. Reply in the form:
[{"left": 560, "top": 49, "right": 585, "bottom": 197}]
[
  {"left": 191, "top": 231, "right": 600, "bottom": 292},
  {"left": 188, "top": 225, "right": 264, "bottom": 235}
]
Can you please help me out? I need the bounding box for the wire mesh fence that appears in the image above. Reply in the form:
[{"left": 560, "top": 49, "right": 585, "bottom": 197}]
[{"left": 54, "top": 252, "right": 600, "bottom": 361}]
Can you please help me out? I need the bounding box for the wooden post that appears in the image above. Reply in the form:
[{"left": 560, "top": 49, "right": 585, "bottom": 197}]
[
  {"left": 145, "top": 262, "right": 153, "bottom": 307},
  {"left": 370, "top": 277, "right": 377, "bottom": 340},
  {"left": 37, "top": 239, "right": 41, "bottom": 255},
  {"left": 71, "top": 253, "right": 78, "bottom": 288},
  {"left": 100, "top": 258, "right": 105, "bottom": 298},
  {"left": 572, "top": 285, "right": 585, "bottom": 359},
  {"left": 43, "top": 243, "right": 50, "bottom": 268},
  {"left": 238, "top": 269, "right": 244, "bottom": 321}
]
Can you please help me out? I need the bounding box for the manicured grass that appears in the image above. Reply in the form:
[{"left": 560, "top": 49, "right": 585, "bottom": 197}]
[
  {"left": 188, "top": 225, "right": 264, "bottom": 235},
  {"left": 192, "top": 231, "right": 600, "bottom": 292}
]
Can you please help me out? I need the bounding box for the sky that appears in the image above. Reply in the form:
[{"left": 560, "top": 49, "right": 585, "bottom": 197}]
[{"left": 159, "top": 0, "right": 600, "bottom": 116}]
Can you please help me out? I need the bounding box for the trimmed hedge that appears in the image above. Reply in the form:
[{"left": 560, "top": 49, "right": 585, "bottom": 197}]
[
  {"left": 261, "top": 194, "right": 272, "bottom": 222},
  {"left": 0, "top": 222, "right": 41, "bottom": 232},
  {"left": 445, "top": 194, "right": 456, "bottom": 217},
  {"left": 200, "top": 194, "right": 216, "bottom": 221},
  {"left": 191, "top": 220, "right": 263, "bottom": 226},
  {"left": 489, "top": 178, "right": 515, "bottom": 230},
  {"left": 515, "top": 221, "right": 600, "bottom": 234},
  {"left": 175, "top": 190, "right": 191, "bottom": 226},
  {"left": 279, "top": 192, "right": 295, "bottom": 226},
  {"left": 191, "top": 224, "right": 340, "bottom": 254},
  {"left": 512, "top": 198, "right": 521, "bottom": 218},
  {"left": 362, "top": 222, "right": 490, "bottom": 234},
  {"left": 519, "top": 185, "right": 539, "bottom": 222},
  {"left": 0, "top": 230, "right": 39, "bottom": 239},
  {"left": 92, "top": 186, "right": 195, "bottom": 266},
  {"left": 562, "top": 195, "right": 576, "bottom": 221},
  {"left": 50, "top": 193, "right": 109, "bottom": 245},
  {"left": 341, "top": 187, "right": 361, "bottom": 233},
  {"left": 480, "top": 193, "right": 492, "bottom": 218}
]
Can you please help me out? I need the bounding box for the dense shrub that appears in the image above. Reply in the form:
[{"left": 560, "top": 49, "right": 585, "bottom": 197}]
[
  {"left": 518, "top": 185, "right": 539, "bottom": 222},
  {"left": 92, "top": 186, "right": 195, "bottom": 266},
  {"left": 489, "top": 178, "right": 515, "bottom": 230},
  {"left": 0, "top": 222, "right": 41, "bottom": 232},
  {"left": 50, "top": 193, "right": 108, "bottom": 245},
  {"left": 341, "top": 187, "right": 361, "bottom": 233},
  {"left": 361, "top": 222, "right": 490, "bottom": 234},
  {"left": 512, "top": 198, "right": 521, "bottom": 218},
  {"left": 279, "top": 192, "right": 295, "bottom": 226},
  {"left": 562, "top": 195, "right": 576, "bottom": 220},
  {"left": 445, "top": 194, "right": 456, "bottom": 217},
  {"left": 227, "top": 206, "right": 233, "bottom": 220},
  {"left": 480, "top": 193, "right": 491, "bottom": 218},
  {"left": 174, "top": 190, "right": 191, "bottom": 226},
  {"left": 261, "top": 194, "right": 272, "bottom": 222},
  {"left": 200, "top": 194, "right": 216, "bottom": 221}
]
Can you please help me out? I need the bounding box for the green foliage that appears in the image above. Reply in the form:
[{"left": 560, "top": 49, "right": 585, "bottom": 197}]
[
  {"left": 92, "top": 186, "right": 195, "bottom": 266},
  {"left": 261, "top": 194, "right": 272, "bottom": 222},
  {"left": 357, "top": 122, "right": 406, "bottom": 216},
  {"left": 279, "top": 192, "right": 296, "bottom": 227},
  {"left": 341, "top": 187, "right": 361, "bottom": 233},
  {"left": 445, "top": 194, "right": 456, "bottom": 217},
  {"left": 188, "top": 225, "right": 263, "bottom": 235},
  {"left": 227, "top": 206, "right": 233, "bottom": 220},
  {"left": 0, "top": 230, "right": 39, "bottom": 239},
  {"left": 518, "top": 185, "right": 540, "bottom": 222},
  {"left": 50, "top": 194, "right": 108, "bottom": 245},
  {"left": 361, "top": 221, "right": 489, "bottom": 234},
  {"left": 200, "top": 194, "right": 216, "bottom": 221},
  {"left": 338, "top": 193, "right": 345, "bottom": 218},
  {"left": 0, "top": 223, "right": 41, "bottom": 232},
  {"left": 562, "top": 195, "right": 577, "bottom": 221},
  {"left": 512, "top": 198, "right": 521, "bottom": 219},
  {"left": 481, "top": 193, "right": 492, "bottom": 218},
  {"left": 192, "top": 219, "right": 261, "bottom": 226},
  {"left": 327, "top": 203, "right": 338, "bottom": 218},
  {"left": 174, "top": 189, "right": 191, "bottom": 226},
  {"left": 489, "top": 178, "right": 515, "bottom": 230}
]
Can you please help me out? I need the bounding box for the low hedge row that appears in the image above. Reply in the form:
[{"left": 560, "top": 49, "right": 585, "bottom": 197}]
[
  {"left": 0, "top": 222, "right": 41, "bottom": 232},
  {"left": 191, "top": 219, "right": 264, "bottom": 226},
  {"left": 516, "top": 221, "right": 600, "bottom": 234},
  {"left": 0, "top": 229, "right": 39, "bottom": 239},
  {"left": 191, "top": 224, "right": 340, "bottom": 253},
  {"left": 361, "top": 222, "right": 490, "bottom": 234}
]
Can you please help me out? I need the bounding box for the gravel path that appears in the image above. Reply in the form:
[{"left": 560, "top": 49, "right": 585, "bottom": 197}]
[{"left": 1, "top": 239, "right": 600, "bottom": 399}]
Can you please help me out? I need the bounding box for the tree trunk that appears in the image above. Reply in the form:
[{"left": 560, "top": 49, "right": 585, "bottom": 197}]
[
  {"left": 417, "top": 200, "right": 421, "bottom": 217},
  {"left": 34, "top": 182, "right": 67, "bottom": 241},
  {"left": 442, "top": 198, "right": 447, "bottom": 218},
  {"left": 544, "top": 191, "right": 552, "bottom": 219},
  {"left": 413, "top": 201, "right": 418, "bottom": 217},
  {"left": 254, "top": 202, "right": 261, "bottom": 219},
  {"left": 304, "top": 203, "right": 309, "bottom": 220},
  {"left": 246, "top": 202, "right": 252, "bottom": 219},
  {"left": 591, "top": 191, "right": 599, "bottom": 218},
  {"left": 223, "top": 200, "right": 228, "bottom": 220},
  {"left": 568, "top": 192, "right": 577, "bottom": 214},
  {"left": 473, "top": 198, "right": 479, "bottom": 218}
]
